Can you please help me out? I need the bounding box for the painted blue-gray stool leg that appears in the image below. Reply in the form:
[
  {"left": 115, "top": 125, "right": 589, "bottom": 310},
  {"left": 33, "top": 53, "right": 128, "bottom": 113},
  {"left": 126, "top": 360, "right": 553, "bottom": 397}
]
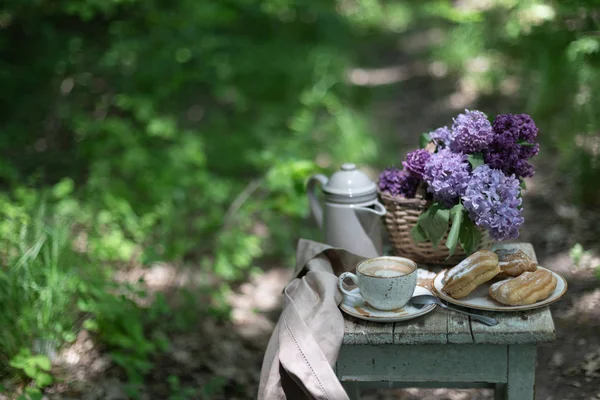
[
  {"left": 341, "top": 382, "right": 361, "bottom": 400},
  {"left": 505, "top": 344, "right": 536, "bottom": 400},
  {"left": 495, "top": 383, "right": 506, "bottom": 400}
]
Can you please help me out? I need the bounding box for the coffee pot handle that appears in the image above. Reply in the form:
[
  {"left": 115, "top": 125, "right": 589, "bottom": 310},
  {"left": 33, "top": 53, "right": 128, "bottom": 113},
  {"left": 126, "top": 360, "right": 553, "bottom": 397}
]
[{"left": 307, "top": 174, "right": 328, "bottom": 228}]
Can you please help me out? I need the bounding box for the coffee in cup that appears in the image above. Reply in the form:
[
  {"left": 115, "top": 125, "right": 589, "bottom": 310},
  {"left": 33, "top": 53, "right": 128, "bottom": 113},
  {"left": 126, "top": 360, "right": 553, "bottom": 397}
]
[{"left": 338, "top": 257, "right": 417, "bottom": 310}]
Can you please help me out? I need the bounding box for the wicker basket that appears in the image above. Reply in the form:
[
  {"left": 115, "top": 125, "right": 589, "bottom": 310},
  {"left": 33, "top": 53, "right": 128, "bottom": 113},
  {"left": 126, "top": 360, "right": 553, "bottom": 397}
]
[{"left": 379, "top": 191, "right": 493, "bottom": 265}]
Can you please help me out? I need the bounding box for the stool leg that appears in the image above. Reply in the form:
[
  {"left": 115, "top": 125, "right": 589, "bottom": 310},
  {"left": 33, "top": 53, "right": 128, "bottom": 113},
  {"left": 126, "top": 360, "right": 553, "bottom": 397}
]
[
  {"left": 506, "top": 344, "right": 536, "bottom": 400},
  {"left": 494, "top": 383, "right": 506, "bottom": 400},
  {"left": 341, "top": 381, "right": 361, "bottom": 400}
]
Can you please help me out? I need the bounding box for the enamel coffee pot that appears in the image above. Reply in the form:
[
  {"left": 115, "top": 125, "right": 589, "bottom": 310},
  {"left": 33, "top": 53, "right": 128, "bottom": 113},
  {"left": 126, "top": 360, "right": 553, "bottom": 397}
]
[{"left": 307, "top": 163, "right": 386, "bottom": 257}]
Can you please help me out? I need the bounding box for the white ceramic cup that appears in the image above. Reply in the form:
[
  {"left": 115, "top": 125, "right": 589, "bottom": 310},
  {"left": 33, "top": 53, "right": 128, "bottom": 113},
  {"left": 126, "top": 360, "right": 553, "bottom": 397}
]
[{"left": 338, "top": 256, "right": 418, "bottom": 311}]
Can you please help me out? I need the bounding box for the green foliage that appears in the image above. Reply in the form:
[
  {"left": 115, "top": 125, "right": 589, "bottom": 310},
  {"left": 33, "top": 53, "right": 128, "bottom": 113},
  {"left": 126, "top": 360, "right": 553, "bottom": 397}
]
[
  {"left": 200, "top": 377, "right": 228, "bottom": 399},
  {"left": 166, "top": 374, "right": 228, "bottom": 400},
  {"left": 9, "top": 349, "right": 53, "bottom": 389},
  {"left": 569, "top": 243, "right": 600, "bottom": 279},
  {"left": 446, "top": 203, "right": 464, "bottom": 257},
  {"left": 467, "top": 153, "right": 485, "bottom": 170},
  {"left": 459, "top": 215, "right": 482, "bottom": 256},
  {"left": 419, "top": 133, "right": 432, "bottom": 149},
  {"left": 0, "top": 1, "right": 380, "bottom": 388},
  {"left": 167, "top": 375, "right": 199, "bottom": 400},
  {"left": 16, "top": 387, "right": 44, "bottom": 400},
  {"left": 570, "top": 243, "right": 589, "bottom": 267},
  {"left": 78, "top": 286, "right": 171, "bottom": 384},
  {"left": 411, "top": 202, "right": 450, "bottom": 249},
  {"left": 411, "top": 201, "right": 480, "bottom": 255},
  {"left": 0, "top": 197, "right": 85, "bottom": 368},
  {"left": 0, "top": 0, "right": 377, "bottom": 288},
  {"left": 0, "top": 194, "right": 181, "bottom": 391}
]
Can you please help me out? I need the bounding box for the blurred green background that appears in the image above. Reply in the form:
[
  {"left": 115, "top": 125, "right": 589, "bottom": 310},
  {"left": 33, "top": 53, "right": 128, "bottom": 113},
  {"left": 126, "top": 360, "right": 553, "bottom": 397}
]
[{"left": 1, "top": 0, "right": 599, "bottom": 398}]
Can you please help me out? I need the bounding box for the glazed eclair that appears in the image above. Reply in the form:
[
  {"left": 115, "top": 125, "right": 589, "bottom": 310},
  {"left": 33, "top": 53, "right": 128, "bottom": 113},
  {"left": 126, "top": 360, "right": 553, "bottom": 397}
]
[
  {"left": 443, "top": 250, "right": 500, "bottom": 299},
  {"left": 489, "top": 269, "right": 557, "bottom": 306},
  {"left": 495, "top": 248, "right": 537, "bottom": 277}
]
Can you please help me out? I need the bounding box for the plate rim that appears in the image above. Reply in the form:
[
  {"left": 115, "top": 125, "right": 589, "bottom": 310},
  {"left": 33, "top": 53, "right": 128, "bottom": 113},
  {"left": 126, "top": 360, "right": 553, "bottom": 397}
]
[
  {"left": 432, "top": 266, "right": 569, "bottom": 312},
  {"left": 339, "top": 285, "right": 437, "bottom": 322}
]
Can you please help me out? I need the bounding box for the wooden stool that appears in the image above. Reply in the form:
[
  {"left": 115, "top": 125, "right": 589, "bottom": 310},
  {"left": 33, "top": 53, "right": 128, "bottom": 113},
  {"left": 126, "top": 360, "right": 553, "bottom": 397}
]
[{"left": 336, "top": 243, "right": 555, "bottom": 400}]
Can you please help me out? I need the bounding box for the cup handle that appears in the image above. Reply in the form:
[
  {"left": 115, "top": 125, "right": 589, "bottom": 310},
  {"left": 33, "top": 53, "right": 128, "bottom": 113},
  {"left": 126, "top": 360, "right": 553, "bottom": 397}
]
[{"left": 338, "top": 272, "right": 361, "bottom": 297}]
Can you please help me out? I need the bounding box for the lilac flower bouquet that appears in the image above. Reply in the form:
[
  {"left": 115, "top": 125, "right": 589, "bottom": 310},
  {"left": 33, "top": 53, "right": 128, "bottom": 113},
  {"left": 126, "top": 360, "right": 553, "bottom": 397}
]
[{"left": 378, "top": 110, "right": 539, "bottom": 257}]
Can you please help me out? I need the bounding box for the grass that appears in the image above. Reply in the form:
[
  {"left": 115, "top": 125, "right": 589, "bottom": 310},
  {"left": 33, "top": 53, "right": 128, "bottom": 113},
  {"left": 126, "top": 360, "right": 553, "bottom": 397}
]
[
  {"left": 0, "top": 197, "right": 200, "bottom": 397},
  {"left": 0, "top": 197, "right": 119, "bottom": 398},
  {"left": 0, "top": 203, "right": 85, "bottom": 376}
]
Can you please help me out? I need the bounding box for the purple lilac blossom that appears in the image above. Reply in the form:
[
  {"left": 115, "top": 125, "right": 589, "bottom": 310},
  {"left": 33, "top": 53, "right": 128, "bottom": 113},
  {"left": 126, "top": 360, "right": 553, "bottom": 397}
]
[
  {"left": 378, "top": 167, "right": 420, "bottom": 198},
  {"left": 484, "top": 113, "right": 539, "bottom": 179},
  {"left": 402, "top": 149, "right": 432, "bottom": 179},
  {"left": 449, "top": 109, "right": 494, "bottom": 153},
  {"left": 463, "top": 164, "right": 524, "bottom": 241},
  {"left": 422, "top": 148, "right": 470, "bottom": 208},
  {"left": 429, "top": 126, "right": 452, "bottom": 147}
]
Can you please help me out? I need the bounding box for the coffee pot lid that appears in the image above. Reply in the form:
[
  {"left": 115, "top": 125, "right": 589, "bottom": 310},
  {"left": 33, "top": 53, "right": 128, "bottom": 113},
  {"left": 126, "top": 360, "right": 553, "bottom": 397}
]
[{"left": 322, "top": 163, "right": 377, "bottom": 201}]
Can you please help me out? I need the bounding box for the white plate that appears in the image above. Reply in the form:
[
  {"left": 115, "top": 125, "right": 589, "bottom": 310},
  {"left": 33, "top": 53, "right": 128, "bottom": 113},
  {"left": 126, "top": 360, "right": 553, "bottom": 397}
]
[
  {"left": 339, "top": 285, "right": 436, "bottom": 322},
  {"left": 432, "top": 266, "right": 568, "bottom": 312}
]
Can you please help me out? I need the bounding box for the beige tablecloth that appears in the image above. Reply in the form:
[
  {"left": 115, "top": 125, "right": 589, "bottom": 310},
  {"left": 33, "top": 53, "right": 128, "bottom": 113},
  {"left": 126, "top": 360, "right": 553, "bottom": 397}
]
[{"left": 258, "top": 239, "right": 366, "bottom": 400}]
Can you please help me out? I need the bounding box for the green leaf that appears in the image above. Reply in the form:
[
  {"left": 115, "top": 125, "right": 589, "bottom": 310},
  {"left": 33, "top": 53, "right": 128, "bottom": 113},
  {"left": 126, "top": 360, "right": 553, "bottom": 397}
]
[
  {"left": 31, "top": 355, "right": 51, "bottom": 371},
  {"left": 23, "top": 365, "right": 38, "bottom": 379},
  {"left": 419, "top": 132, "right": 431, "bottom": 148},
  {"left": 446, "top": 204, "right": 464, "bottom": 257},
  {"left": 517, "top": 140, "right": 536, "bottom": 147},
  {"left": 410, "top": 223, "right": 428, "bottom": 243},
  {"left": 570, "top": 243, "right": 585, "bottom": 266},
  {"left": 467, "top": 153, "right": 484, "bottom": 170},
  {"left": 520, "top": 179, "right": 527, "bottom": 190},
  {"left": 168, "top": 374, "right": 181, "bottom": 389},
  {"left": 567, "top": 37, "right": 600, "bottom": 61},
  {"left": 416, "top": 203, "right": 450, "bottom": 248},
  {"left": 34, "top": 371, "right": 53, "bottom": 388},
  {"left": 83, "top": 319, "right": 99, "bottom": 331},
  {"left": 9, "top": 358, "right": 26, "bottom": 369},
  {"left": 25, "top": 388, "right": 43, "bottom": 400},
  {"left": 9, "top": 348, "right": 30, "bottom": 369},
  {"left": 51, "top": 178, "right": 75, "bottom": 199},
  {"left": 63, "top": 331, "right": 77, "bottom": 343},
  {"left": 459, "top": 216, "right": 482, "bottom": 255}
]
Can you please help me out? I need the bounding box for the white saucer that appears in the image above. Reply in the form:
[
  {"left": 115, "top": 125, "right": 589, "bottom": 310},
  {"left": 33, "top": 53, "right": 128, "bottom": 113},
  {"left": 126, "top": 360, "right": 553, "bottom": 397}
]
[{"left": 339, "top": 285, "right": 437, "bottom": 322}]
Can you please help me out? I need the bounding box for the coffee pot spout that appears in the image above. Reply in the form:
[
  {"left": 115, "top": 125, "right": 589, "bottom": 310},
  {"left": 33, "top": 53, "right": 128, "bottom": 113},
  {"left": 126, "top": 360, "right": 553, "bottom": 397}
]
[{"left": 353, "top": 201, "right": 387, "bottom": 216}]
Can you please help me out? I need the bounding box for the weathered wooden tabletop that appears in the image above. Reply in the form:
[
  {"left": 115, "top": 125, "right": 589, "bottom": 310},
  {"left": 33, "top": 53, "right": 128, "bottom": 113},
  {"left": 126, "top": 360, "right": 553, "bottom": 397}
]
[{"left": 342, "top": 242, "right": 556, "bottom": 346}]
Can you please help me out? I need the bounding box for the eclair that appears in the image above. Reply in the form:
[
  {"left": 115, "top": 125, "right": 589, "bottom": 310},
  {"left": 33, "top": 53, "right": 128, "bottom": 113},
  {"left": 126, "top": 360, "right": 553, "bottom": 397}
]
[
  {"left": 489, "top": 269, "right": 557, "bottom": 306},
  {"left": 495, "top": 248, "right": 537, "bottom": 277},
  {"left": 443, "top": 250, "right": 500, "bottom": 299}
]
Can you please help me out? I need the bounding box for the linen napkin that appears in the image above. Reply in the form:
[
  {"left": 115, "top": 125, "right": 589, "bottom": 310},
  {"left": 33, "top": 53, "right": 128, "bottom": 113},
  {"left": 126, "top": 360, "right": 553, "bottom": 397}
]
[{"left": 258, "top": 239, "right": 366, "bottom": 400}]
